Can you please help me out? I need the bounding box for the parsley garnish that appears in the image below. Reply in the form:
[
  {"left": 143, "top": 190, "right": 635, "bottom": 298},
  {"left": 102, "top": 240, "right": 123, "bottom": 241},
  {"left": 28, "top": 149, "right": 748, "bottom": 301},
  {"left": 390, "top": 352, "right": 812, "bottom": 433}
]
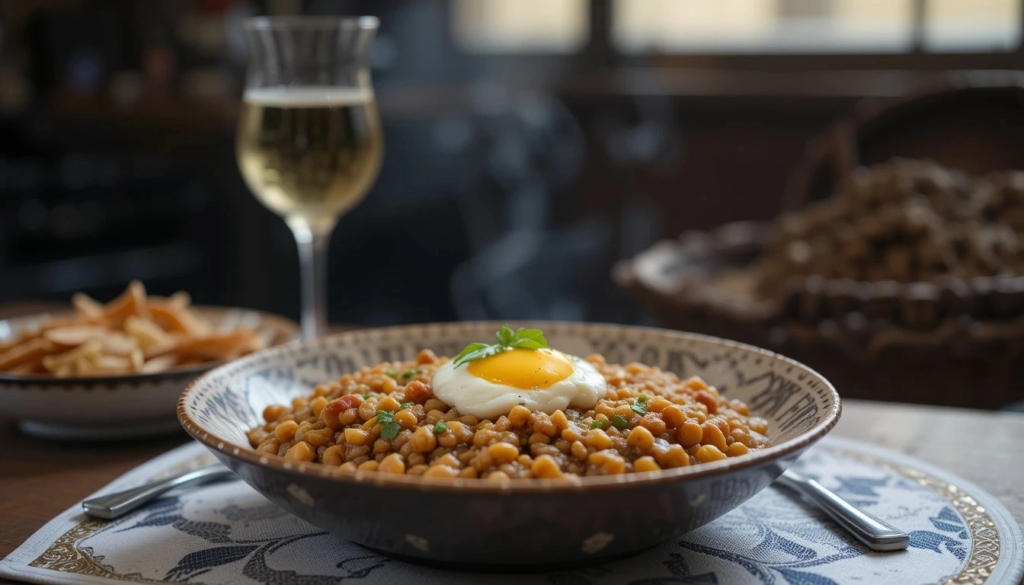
[
  {"left": 399, "top": 402, "right": 413, "bottom": 410},
  {"left": 611, "top": 415, "right": 629, "bottom": 430},
  {"left": 376, "top": 410, "right": 401, "bottom": 440},
  {"left": 630, "top": 396, "right": 649, "bottom": 416},
  {"left": 401, "top": 369, "right": 421, "bottom": 379},
  {"left": 433, "top": 421, "right": 447, "bottom": 434},
  {"left": 362, "top": 393, "right": 371, "bottom": 399},
  {"left": 452, "top": 324, "right": 548, "bottom": 368},
  {"left": 385, "top": 369, "right": 398, "bottom": 377},
  {"left": 590, "top": 420, "right": 609, "bottom": 430}
]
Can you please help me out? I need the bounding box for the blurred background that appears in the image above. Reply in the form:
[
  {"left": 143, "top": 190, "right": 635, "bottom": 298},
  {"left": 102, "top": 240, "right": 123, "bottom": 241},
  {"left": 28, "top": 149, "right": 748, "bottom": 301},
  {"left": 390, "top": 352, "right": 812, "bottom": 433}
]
[{"left": 0, "top": 0, "right": 1020, "bottom": 329}]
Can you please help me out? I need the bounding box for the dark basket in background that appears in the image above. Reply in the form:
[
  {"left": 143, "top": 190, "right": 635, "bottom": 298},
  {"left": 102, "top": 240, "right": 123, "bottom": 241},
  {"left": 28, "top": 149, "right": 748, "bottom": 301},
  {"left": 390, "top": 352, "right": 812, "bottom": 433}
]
[{"left": 616, "top": 73, "right": 1024, "bottom": 410}]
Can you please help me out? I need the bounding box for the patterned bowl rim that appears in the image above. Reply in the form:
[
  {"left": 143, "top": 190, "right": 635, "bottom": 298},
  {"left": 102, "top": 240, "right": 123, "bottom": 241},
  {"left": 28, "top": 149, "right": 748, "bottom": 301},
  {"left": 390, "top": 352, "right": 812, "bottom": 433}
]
[
  {"left": 178, "top": 321, "right": 842, "bottom": 493},
  {"left": 0, "top": 306, "right": 300, "bottom": 387}
]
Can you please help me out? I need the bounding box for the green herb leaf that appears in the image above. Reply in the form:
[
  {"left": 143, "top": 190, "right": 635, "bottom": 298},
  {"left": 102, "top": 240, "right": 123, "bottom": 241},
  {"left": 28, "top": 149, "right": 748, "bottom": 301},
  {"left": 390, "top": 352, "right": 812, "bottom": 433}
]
[
  {"left": 362, "top": 393, "right": 371, "bottom": 399},
  {"left": 454, "top": 345, "right": 504, "bottom": 368},
  {"left": 630, "top": 396, "right": 649, "bottom": 416},
  {"left": 433, "top": 421, "right": 447, "bottom": 434},
  {"left": 375, "top": 409, "right": 400, "bottom": 440},
  {"left": 496, "top": 324, "right": 515, "bottom": 346},
  {"left": 401, "top": 369, "right": 421, "bottom": 379},
  {"left": 611, "top": 415, "right": 629, "bottom": 430},
  {"left": 399, "top": 402, "right": 413, "bottom": 410},
  {"left": 452, "top": 342, "right": 494, "bottom": 368},
  {"left": 380, "top": 422, "right": 400, "bottom": 440},
  {"left": 384, "top": 369, "right": 398, "bottom": 377},
  {"left": 509, "top": 328, "right": 547, "bottom": 350},
  {"left": 590, "top": 419, "right": 609, "bottom": 430}
]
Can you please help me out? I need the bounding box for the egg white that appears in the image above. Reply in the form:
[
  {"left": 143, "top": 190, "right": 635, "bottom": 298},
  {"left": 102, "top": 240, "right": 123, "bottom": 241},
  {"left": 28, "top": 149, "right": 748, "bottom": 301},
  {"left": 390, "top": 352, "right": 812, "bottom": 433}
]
[{"left": 431, "top": 351, "right": 607, "bottom": 419}]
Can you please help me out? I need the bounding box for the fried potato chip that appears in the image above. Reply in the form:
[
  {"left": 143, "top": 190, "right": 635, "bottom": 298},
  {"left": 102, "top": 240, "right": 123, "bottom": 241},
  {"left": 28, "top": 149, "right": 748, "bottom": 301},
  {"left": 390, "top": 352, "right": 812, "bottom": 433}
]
[
  {"left": 129, "top": 347, "right": 144, "bottom": 371},
  {"left": 43, "top": 326, "right": 109, "bottom": 347},
  {"left": 90, "top": 354, "right": 133, "bottom": 373},
  {"left": 3, "top": 342, "right": 50, "bottom": 374},
  {"left": 167, "top": 291, "right": 191, "bottom": 308},
  {"left": 169, "top": 332, "right": 256, "bottom": 362},
  {"left": 2, "top": 282, "right": 277, "bottom": 377},
  {"left": 124, "top": 316, "right": 171, "bottom": 349},
  {"left": 0, "top": 338, "right": 57, "bottom": 370},
  {"left": 42, "top": 340, "right": 103, "bottom": 371},
  {"left": 74, "top": 355, "right": 96, "bottom": 376},
  {"left": 103, "top": 280, "right": 151, "bottom": 325},
  {"left": 142, "top": 339, "right": 179, "bottom": 360},
  {"left": 0, "top": 333, "right": 26, "bottom": 354},
  {"left": 9, "top": 361, "right": 44, "bottom": 375},
  {"left": 149, "top": 303, "right": 210, "bottom": 336},
  {"left": 94, "top": 332, "right": 139, "bottom": 356},
  {"left": 72, "top": 293, "right": 105, "bottom": 318},
  {"left": 38, "top": 315, "right": 103, "bottom": 332},
  {"left": 140, "top": 354, "right": 178, "bottom": 373}
]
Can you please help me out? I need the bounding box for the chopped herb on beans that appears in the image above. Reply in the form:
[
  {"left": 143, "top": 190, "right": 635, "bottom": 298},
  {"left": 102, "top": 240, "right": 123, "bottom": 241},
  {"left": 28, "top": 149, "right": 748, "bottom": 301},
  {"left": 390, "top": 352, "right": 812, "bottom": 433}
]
[
  {"left": 433, "top": 420, "right": 447, "bottom": 434},
  {"left": 399, "top": 402, "right": 413, "bottom": 410},
  {"left": 385, "top": 369, "right": 398, "bottom": 378},
  {"left": 611, "top": 415, "right": 629, "bottom": 430},
  {"left": 362, "top": 393, "right": 371, "bottom": 399},
  {"left": 401, "top": 369, "right": 421, "bottom": 379},
  {"left": 630, "top": 396, "right": 649, "bottom": 416},
  {"left": 376, "top": 410, "right": 401, "bottom": 440},
  {"left": 590, "top": 419, "right": 609, "bottom": 430}
]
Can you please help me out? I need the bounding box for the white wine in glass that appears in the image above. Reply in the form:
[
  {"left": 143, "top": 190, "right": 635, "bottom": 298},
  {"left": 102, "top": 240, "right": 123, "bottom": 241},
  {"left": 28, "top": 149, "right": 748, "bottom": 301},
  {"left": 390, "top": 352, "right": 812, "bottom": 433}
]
[
  {"left": 237, "top": 87, "right": 383, "bottom": 232},
  {"left": 237, "top": 17, "right": 381, "bottom": 339}
]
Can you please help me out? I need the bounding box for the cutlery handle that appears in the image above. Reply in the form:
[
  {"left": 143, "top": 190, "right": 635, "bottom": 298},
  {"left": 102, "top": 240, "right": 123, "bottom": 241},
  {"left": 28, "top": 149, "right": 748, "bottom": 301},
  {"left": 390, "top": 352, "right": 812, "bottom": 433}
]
[
  {"left": 82, "top": 464, "right": 235, "bottom": 520},
  {"left": 778, "top": 469, "right": 910, "bottom": 552}
]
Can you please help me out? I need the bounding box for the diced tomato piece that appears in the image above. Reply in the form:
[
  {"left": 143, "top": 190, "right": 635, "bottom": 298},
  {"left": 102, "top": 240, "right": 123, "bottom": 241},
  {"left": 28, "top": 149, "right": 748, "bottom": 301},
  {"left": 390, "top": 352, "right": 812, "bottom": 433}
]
[{"left": 404, "top": 380, "right": 433, "bottom": 403}]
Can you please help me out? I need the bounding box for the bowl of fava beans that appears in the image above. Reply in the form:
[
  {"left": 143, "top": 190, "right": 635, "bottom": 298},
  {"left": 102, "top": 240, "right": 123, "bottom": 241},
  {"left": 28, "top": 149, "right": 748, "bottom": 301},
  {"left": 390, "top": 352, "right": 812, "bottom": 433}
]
[{"left": 179, "top": 322, "right": 840, "bottom": 569}]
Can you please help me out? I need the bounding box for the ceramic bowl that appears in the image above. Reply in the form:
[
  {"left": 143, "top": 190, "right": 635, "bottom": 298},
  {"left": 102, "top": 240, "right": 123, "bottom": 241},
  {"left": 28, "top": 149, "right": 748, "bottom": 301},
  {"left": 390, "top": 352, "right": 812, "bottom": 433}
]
[
  {"left": 1, "top": 306, "right": 298, "bottom": 440},
  {"left": 178, "top": 322, "right": 840, "bottom": 569}
]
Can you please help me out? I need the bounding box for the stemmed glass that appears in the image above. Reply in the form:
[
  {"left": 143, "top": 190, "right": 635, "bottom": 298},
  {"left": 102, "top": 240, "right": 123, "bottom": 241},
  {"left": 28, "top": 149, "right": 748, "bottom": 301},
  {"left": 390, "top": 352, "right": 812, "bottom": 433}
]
[{"left": 237, "top": 17, "right": 382, "bottom": 339}]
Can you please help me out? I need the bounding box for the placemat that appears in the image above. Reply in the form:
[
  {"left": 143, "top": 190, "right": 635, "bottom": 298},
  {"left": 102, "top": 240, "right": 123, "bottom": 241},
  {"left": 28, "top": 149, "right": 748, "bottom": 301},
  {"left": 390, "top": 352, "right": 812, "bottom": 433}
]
[{"left": 2, "top": 436, "right": 1021, "bottom": 585}]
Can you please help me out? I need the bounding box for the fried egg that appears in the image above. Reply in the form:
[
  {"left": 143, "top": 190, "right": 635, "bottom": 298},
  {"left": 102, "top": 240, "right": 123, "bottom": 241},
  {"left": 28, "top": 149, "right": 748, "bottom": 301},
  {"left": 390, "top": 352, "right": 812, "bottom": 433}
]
[{"left": 431, "top": 348, "right": 607, "bottom": 419}]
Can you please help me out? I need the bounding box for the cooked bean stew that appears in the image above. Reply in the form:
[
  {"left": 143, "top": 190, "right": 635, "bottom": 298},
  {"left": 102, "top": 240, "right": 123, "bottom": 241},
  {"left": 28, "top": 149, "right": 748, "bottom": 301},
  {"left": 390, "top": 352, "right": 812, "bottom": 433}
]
[{"left": 246, "top": 350, "right": 770, "bottom": 479}]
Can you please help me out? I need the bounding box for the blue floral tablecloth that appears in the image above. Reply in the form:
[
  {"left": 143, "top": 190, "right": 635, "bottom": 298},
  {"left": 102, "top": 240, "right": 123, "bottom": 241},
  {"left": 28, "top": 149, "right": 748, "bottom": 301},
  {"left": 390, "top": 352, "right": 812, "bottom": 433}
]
[{"left": 2, "top": 436, "right": 1021, "bottom": 585}]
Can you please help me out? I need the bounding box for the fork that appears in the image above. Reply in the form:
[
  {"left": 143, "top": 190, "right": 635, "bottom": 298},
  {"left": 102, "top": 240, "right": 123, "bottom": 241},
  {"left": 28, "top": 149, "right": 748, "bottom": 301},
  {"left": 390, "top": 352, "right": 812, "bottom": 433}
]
[{"left": 776, "top": 468, "right": 910, "bottom": 552}]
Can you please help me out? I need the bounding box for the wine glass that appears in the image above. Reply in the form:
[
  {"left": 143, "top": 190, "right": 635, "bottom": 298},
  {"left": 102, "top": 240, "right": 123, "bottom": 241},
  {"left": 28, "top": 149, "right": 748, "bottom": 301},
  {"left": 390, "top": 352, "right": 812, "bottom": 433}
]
[{"left": 237, "top": 17, "right": 382, "bottom": 339}]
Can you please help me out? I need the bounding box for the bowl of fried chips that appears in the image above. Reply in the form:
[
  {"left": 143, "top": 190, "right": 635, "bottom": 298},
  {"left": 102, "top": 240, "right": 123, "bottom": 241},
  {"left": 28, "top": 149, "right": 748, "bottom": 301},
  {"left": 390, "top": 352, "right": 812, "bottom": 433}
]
[{"left": 0, "top": 282, "right": 298, "bottom": 439}]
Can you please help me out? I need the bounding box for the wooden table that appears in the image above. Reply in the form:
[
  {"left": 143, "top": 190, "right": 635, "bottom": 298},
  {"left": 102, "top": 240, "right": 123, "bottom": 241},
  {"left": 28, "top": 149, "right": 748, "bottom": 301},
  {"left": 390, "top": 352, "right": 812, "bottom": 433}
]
[{"left": 2, "top": 399, "right": 1023, "bottom": 583}]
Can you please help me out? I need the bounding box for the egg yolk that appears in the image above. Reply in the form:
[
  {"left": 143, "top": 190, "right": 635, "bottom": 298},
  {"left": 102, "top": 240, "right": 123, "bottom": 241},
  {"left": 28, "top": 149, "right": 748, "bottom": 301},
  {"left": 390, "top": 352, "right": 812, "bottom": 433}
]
[{"left": 466, "top": 349, "right": 574, "bottom": 390}]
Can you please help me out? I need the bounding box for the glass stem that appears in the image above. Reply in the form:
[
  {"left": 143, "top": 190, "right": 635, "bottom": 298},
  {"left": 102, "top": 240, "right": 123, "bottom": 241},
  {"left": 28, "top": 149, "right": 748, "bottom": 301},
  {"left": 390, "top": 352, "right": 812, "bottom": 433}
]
[{"left": 289, "top": 218, "right": 331, "bottom": 340}]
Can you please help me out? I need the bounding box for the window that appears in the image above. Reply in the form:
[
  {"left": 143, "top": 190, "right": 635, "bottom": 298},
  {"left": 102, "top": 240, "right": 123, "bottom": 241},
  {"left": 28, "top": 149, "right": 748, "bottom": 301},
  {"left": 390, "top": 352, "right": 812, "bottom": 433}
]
[
  {"left": 612, "top": 0, "right": 1022, "bottom": 54},
  {"left": 923, "top": 0, "right": 1022, "bottom": 52},
  {"left": 614, "top": 0, "right": 914, "bottom": 53},
  {"left": 451, "top": 0, "right": 589, "bottom": 53}
]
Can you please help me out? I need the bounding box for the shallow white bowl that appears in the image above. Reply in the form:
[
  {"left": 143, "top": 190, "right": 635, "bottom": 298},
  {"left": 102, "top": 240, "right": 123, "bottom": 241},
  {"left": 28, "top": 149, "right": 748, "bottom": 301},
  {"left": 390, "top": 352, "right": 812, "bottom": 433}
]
[{"left": 1, "top": 306, "right": 297, "bottom": 440}]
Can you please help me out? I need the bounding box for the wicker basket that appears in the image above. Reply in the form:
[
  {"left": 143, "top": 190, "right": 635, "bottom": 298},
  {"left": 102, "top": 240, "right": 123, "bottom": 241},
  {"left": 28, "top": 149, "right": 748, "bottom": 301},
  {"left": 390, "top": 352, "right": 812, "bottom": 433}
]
[{"left": 615, "top": 221, "right": 1024, "bottom": 409}]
